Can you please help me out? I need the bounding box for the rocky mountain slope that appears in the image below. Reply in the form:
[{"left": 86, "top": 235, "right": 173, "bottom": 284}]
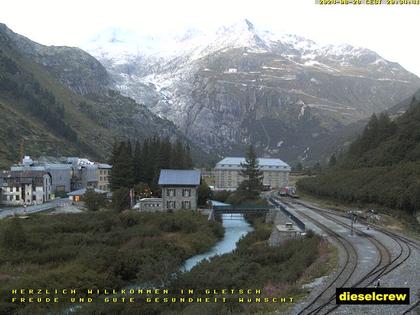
[
  {"left": 84, "top": 19, "right": 420, "bottom": 162},
  {"left": 0, "top": 24, "right": 188, "bottom": 168}
]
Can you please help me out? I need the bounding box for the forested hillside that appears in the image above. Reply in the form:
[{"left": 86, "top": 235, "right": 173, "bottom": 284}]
[{"left": 298, "top": 95, "right": 420, "bottom": 216}]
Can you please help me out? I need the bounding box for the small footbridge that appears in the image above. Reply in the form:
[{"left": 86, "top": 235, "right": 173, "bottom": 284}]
[{"left": 208, "top": 200, "right": 274, "bottom": 221}]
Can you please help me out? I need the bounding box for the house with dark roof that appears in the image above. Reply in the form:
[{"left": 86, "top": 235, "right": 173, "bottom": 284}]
[
  {"left": 1, "top": 170, "right": 52, "bottom": 206},
  {"left": 158, "top": 169, "right": 201, "bottom": 211}
]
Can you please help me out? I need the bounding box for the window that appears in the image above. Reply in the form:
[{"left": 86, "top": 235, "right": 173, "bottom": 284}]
[
  {"left": 16, "top": 195, "right": 20, "bottom": 201},
  {"left": 166, "top": 188, "right": 176, "bottom": 197},
  {"left": 167, "top": 201, "right": 176, "bottom": 209},
  {"left": 182, "top": 189, "right": 191, "bottom": 197},
  {"left": 56, "top": 185, "right": 65, "bottom": 192},
  {"left": 182, "top": 201, "right": 191, "bottom": 209}
]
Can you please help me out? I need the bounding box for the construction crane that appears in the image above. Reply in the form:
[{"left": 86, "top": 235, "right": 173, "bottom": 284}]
[{"left": 18, "top": 138, "right": 26, "bottom": 163}]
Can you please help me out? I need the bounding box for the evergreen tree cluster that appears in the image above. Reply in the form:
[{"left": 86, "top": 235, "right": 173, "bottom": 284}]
[
  {"left": 345, "top": 113, "right": 397, "bottom": 167},
  {"left": 110, "top": 137, "right": 194, "bottom": 193},
  {"left": 0, "top": 50, "right": 77, "bottom": 141}
]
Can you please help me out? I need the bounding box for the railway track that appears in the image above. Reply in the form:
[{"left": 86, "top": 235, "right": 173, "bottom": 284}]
[
  {"left": 289, "top": 199, "right": 419, "bottom": 315},
  {"left": 271, "top": 197, "right": 390, "bottom": 314},
  {"left": 291, "top": 210, "right": 359, "bottom": 314},
  {"left": 269, "top": 195, "right": 419, "bottom": 314}
]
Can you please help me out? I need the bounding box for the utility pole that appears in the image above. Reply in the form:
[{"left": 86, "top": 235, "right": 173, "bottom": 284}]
[
  {"left": 129, "top": 188, "right": 134, "bottom": 209},
  {"left": 349, "top": 211, "right": 354, "bottom": 236}
]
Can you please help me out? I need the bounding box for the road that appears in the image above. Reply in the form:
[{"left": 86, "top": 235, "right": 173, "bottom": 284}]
[
  {"left": 268, "top": 194, "right": 420, "bottom": 315},
  {"left": 0, "top": 198, "right": 70, "bottom": 219}
]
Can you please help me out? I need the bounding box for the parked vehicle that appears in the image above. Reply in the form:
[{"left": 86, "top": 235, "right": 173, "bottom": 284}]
[{"left": 279, "top": 186, "right": 299, "bottom": 198}]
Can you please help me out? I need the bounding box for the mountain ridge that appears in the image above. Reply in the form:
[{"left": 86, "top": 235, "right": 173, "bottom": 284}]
[{"left": 84, "top": 19, "right": 420, "bottom": 162}]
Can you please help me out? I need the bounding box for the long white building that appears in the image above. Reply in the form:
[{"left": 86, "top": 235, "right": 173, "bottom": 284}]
[{"left": 214, "top": 157, "right": 291, "bottom": 190}]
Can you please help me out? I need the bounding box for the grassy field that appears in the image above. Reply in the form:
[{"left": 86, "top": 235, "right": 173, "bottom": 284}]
[{"left": 0, "top": 210, "right": 224, "bottom": 315}]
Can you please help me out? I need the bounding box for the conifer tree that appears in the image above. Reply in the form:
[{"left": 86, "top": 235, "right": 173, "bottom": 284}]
[
  {"left": 133, "top": 141, "right": 142, "bottom": 184},
  {"left": 172, "top": 140, "right": 184, "bottom": 169},
  {"left": 159, "top": 137, "right": 171, "bottom": 170},
  {"left": 183, "top": 144, "right": 193, "bottom": 168},
  {"left": 329, "top": 154, "right": 337, "bottom": 167},
  {"left": 110, "top": 141, "right": 134, "bottom": 190},
  {"left": 139, "top": 138, "right": 150, "bottom": 184},
  {"left": 237, "top": 145, "right": 263, "bottom": 200}
]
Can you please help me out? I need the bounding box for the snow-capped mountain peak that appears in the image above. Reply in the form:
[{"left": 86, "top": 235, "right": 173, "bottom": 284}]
[
  {"left": 84, "top": 19, "right": 391, "bottom": 64},
  {"left": 81, "top": 19, "right": 420, "bottom": 162},
  {"left": 85, "top": 19, "right": 278, "bottom": 63}
]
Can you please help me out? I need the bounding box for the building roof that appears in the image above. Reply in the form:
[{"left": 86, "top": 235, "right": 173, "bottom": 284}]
[
  {"left": 158, "top": 169, "right": 201, "bottom": 186},
  {"left": 1, "top": 170, "right": 50, "bottom": 185},
  {"left": 95, "top": 163, "right": 112, "bottom": 169},
  {"left": 139, "top": 198, "right": 163, "bottom": 202},
  {"left": 215, "top": 157, "right": 291, "bottom": 171},
  {"left": 3, "top": 170, "right": 49, "bottom": 178},
  {"left": 44, "top": 164, "right": 73, "bottom": 170},
  {"left": 11, "top": 165, "right": 46, "bottom": 171},
  {"left": 68, "top": 188, "right": 107, "bottom": 196},
  {"left": 209, "top": 200, "right": 231, "bottom": 207}
]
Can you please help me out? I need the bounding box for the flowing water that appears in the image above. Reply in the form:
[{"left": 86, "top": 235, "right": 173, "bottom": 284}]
[{"left": 182, "top": 213, "right": 253, "bottom": 272}]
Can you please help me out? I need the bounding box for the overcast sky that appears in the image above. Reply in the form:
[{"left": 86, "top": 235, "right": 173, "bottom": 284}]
[{"left": 1, "top": 0, "right": 419, "bottom": 75}]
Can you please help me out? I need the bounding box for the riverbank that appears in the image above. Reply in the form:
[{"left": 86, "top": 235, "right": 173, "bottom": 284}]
[{"left": 0, "top": 210, "right": 223, "bottom": 314}]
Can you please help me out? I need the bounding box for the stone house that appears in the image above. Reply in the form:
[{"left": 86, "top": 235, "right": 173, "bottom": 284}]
[{"left": 158, "top": 169, "right": 201, "bottom": 211}]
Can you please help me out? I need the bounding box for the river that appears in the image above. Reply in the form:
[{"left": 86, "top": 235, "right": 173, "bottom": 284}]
[{"left": 181, "top": 213, "right": 254, "bottom": 272}]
